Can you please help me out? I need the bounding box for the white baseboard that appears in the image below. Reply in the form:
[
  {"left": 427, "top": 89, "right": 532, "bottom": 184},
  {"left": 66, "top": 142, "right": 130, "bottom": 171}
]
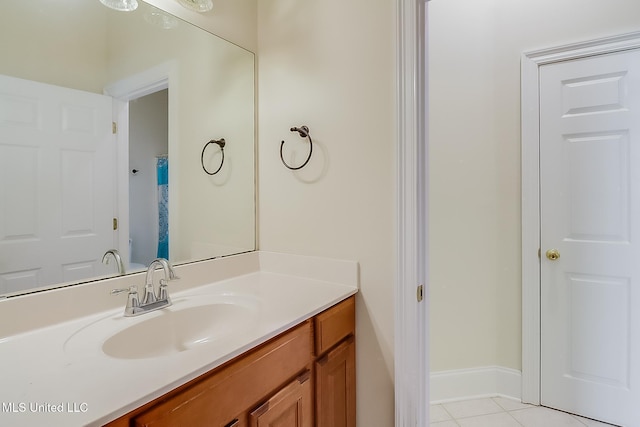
[{"left": 430, "top": 366, "right": 522, "bottom": 404}]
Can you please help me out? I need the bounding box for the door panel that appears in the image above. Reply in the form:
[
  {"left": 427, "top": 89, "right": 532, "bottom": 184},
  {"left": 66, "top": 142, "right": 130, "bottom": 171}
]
[
  {"left": 540, "top": 49, "right": 640, "bottom": 426},
  {"left": 0, "top": 74, "right": 115, "bottom": 294}
]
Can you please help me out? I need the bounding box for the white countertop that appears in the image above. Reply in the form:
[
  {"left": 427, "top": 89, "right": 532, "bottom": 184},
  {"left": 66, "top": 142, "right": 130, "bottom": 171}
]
[{"left": 0, "top": 252, "right": 358, "bottom": 426}]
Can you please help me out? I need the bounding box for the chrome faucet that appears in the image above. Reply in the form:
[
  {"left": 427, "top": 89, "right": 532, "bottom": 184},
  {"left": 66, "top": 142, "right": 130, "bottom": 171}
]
[
  {"left": 111, "top": 258, "right": 179, "bottom": 317},
  {"left": 102, "top": 249, "right": 125, "bottom": 276},
  {"left": 143, "top": 258, "right": 179, "bottom": 305}
]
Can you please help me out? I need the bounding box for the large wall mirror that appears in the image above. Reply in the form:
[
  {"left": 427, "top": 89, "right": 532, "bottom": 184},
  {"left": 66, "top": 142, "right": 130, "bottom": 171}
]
[{"left": 0, "top": 0, "right": 255, "bottom": 297}]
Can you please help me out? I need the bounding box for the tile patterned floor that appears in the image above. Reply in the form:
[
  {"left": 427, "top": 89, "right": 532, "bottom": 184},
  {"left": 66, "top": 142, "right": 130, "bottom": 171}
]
[{"left": 431, "top": 397, "right": 616, "bottom": 427}]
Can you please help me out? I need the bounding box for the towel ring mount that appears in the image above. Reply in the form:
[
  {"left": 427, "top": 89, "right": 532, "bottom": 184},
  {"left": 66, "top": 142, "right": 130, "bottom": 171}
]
[
  {"left": 201, "top": 138, "right": 226, "bottom": 175},
  {"left": 280, "top": 125, "right": 312, "bottom": 170}
]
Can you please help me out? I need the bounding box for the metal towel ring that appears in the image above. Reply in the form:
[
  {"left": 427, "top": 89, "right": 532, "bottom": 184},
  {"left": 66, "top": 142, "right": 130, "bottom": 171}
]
[
  {"left": 280, "top": 126, "right": 312, "bottom": 170},
  {"left": 201, "top": 138, "right": 226, "bottom": 175}
]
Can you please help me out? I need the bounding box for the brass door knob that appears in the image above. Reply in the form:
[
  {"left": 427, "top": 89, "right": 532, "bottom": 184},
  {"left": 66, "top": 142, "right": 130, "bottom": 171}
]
[{"left": 546, "top": 249, "right": 560, "bottom": 261}]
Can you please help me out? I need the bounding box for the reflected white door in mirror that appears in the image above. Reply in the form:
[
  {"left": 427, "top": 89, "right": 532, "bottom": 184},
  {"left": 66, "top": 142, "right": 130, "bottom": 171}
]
[{"left": 0, "top": 75, "right": 116, "bottom": 295}]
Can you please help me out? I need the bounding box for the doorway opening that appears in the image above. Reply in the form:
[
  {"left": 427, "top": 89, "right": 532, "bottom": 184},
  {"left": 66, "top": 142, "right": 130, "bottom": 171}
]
[
  {"left": 104, "top": 61, "right": 176, "bottom": 274},
  {"left": 128, "top": 89, "right": 169, "bottom": 268}
]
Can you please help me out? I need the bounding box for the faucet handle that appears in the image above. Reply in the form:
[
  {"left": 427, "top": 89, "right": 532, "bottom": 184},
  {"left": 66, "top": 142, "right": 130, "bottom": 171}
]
[
  {"left": 111, "top": 285, "right": 138, "bottom": 296},
  {"left": 157, "top": 279, "right": 171, "bottom": 301},
  {"left": 111, "top": 285, "right": 140, "bottom": 314}
]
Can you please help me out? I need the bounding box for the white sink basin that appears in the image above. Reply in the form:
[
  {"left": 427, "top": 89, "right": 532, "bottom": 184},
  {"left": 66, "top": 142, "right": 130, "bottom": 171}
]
[{"left": 64, "top": 293, "right": 260, "bottom": 360}]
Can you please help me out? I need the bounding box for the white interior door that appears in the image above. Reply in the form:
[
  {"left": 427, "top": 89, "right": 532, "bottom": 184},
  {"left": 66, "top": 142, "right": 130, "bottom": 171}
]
[
  {"left": 0, "top": 74, "right": 116, "bottom": 294},
  {"left": 540, "top": 49, "right": 640, "bottom": 426}
]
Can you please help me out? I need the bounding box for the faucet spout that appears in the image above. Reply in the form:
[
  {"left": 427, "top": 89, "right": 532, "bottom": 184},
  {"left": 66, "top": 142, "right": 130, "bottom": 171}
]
[
  {"left": 143, "top": 258, "right": 179, "bottom": 305},
  {"left": 102, "top": 249, "right": 125, "bottom": 276},
  {"left": 145, "top": 258, "right": 179, "bottom": 285}
]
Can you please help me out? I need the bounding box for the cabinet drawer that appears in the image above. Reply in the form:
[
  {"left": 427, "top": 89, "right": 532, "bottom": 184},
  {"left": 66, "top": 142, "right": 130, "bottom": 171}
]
[
  {"left": 133, "top": 321, "right": 313, "bottom": 427},
  {"left": 314, "top": 296, "right": 355, "bottom": 356}
]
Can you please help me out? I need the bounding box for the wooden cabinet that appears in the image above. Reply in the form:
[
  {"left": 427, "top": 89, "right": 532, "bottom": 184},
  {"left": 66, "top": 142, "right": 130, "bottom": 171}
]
[{"left": 104, "top": 296, "right": 355, "bottom": 427}]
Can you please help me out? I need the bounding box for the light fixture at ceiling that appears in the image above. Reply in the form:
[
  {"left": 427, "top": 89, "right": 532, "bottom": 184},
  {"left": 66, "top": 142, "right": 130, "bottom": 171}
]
[
  {"left": 144, "top": 10, "right": 179, "bottom": 30},
  {"left": 99, "top": 0, "right": 139, "bottom": 12},
  {"left": 176, "top": 0, "right": 213, "bottom": 13}
]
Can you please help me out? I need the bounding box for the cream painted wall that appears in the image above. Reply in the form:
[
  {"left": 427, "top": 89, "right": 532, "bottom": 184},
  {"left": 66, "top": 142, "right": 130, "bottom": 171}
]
[
  {"left": 257, "top": 1, "right": 396, "bottom": 426},
  {"left": 429, "top": 0, "right": 640, "bottom": 372},
  {"left": 0, "top": 0, "right": 256, "bottom": 91},
  {"left": 0, "top": 0, "right": 108, "bottom": 93},
  {"left": 145, "top": 0, "right": 257, "bottom": 51}
]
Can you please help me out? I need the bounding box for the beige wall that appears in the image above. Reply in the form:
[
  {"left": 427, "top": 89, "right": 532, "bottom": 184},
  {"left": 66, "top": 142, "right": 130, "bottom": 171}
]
[
  {"left": 257, "top": 1, "right": 396, "bottom": 425},
  {"left": 0, "top": 0, "right": 108, "bottom": 93},
  {"left": 146, "top": 0, "right": 257, "bottom": 51},
  {"left": 0, "top": 0, "right": 256, "bottom": 91},
  {"left": 429, "top": 0, "right": 640, "bottom": 372}
]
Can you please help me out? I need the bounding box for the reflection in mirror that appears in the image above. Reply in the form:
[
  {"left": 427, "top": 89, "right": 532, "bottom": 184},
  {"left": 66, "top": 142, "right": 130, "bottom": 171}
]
[
  {"left": 129, "top": 89, "right": 169, "bottom": 268},
  {"left": 0, "top": 0, "right": 255, "bottom": 297}
]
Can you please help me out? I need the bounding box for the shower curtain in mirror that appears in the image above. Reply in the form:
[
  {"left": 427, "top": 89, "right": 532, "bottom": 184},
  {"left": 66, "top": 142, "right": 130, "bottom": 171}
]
[{"left": 157, "top": 156, "right": 169, "bottom": 259}]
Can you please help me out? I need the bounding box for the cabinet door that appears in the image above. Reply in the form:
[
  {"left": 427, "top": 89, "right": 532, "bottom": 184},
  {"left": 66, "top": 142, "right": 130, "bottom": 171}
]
[
  {"left": 250, "top": 371, "right": 312, "bottom": 427},
  {"left": 315, "top": 337, "right": 356, "bottom": 427}
]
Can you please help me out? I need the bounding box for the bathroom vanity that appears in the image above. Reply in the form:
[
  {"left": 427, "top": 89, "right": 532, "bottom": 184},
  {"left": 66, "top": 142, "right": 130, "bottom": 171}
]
[
  {"left": 0, "top": 252, "right": 358, "bottom": 427},
  {"left": 105, "top": 296, "right": 355, "bottom": 427}
]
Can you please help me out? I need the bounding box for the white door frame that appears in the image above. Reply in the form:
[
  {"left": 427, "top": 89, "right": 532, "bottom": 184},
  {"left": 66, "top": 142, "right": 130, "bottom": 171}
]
[
  {"left": 103, "top": 61, "right": 178, "bottom": 266},
  {"left": 521, "top": 30, "right": 640, "bottom": 404},
  {"left": 396, "top": 0, "right": 429, "bottom": 425}
]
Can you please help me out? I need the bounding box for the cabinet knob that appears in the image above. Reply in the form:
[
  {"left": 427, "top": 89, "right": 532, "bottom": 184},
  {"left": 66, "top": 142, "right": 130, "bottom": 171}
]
[{"left": 224, "top": 419, "right": 239, "bottom": 427}]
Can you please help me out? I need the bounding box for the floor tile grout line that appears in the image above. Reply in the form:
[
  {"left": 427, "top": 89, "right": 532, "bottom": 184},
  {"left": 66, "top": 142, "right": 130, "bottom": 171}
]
[
  {"left": 503, "top": 409, "right": 526, "bottom": 426},
  {"left": 570, "top": 413, "right": 594, "bottom": 426},
  {"left": 449, "top": 405, "right": 527, "bottom": 426},
  {"left": 451, "top": 409, "right": 507, "bottom": 420},
  {"left": 491, "top": 396, "right": 509, "bottom": 412},
  {"left": 432, "top": 399, "right": 617, "bottom": 427},
  {"left": 441, "top": 397, "right": 512, "bottom": 422},
  {"left": 440, "top": 403, "right": 458, "bottom": 423}
]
